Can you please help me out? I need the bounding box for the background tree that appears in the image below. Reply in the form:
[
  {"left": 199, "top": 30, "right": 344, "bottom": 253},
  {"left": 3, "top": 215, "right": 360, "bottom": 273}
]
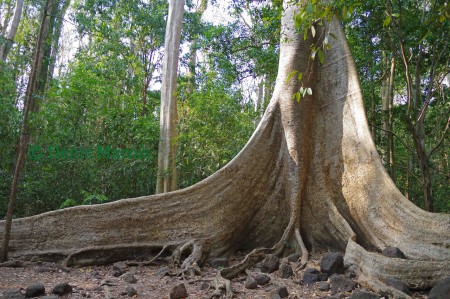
[
  {"left": 156, "top": 0, "right": 184, "bottom": 194},
  {"left": 1, "top": 0, "right": 54, "bottom": 262}
]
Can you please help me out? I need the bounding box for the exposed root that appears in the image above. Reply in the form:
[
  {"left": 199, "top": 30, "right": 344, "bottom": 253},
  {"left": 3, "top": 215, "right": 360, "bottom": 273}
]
[
  {"left": 357, "top": 274, "right": 412, "bottom": 299},
  {"left": 345, "top": 239, "right": 450, "bottom": 293},
  {"left": 172, "top": 240, "right": 204, "bottom": 280},
  {"left": 219, "top": 211, "right": 302, "bottom": 281},
  {"left": 211, "top": 271, "right": 233, "bottom": 299},
  {"left": 294, "top": 228, "right": 308, "bottom": 268},
  {"left": 63, "top": 244, "right": 174, "bottom": 267}
]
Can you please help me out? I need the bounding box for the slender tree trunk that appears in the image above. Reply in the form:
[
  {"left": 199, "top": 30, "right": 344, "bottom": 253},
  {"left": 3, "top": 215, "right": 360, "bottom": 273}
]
[
  {"left": 381, "top": 52, "right": 395, "bottom": 180},
  {"left": 156, "top": 0, "right": 184, "bottom": 194},
  {"left": 254, "top": 78, "right": 265, "bottom": 126},
  {"left": 47, "top": 0, "right": 71, "bottom": 84},
  {"left": 186, "top": 0, "right": 207, "bottom": 94},
  {"left": 0, "top": 0, "right": 53, "bottom": 262},
  {"left": 0, "top": 0, "right": 24, "bottom": 61}
]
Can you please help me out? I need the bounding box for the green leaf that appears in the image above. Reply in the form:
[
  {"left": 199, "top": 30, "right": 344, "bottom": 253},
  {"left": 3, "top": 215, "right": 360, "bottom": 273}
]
[
  {"left": 297, "top": 72, "right": 303, "bottom": 82},
  {"left": 383, "top": 16, "right": 391, "bottom": 27},
  {"left": 286, "top": 70, "right": 298, "bottom": 83},
  {"left": 318, "top": 49, "right": 324, "bottom": 64}
]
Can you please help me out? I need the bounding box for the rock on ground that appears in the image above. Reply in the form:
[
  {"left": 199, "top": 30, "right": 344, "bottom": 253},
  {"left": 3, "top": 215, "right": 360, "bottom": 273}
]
[
  {"left": 52, "top": 282, "right": 73, "bottom": 295},
  {"left": 169, "top": 283, "right": 188, "bottom": 299},
  {"left": 260, "top": 254, "right": 280, "bottom": 273},
  {"left": 429, "top": 277, "right": 450, "bottom": 299},
  {"left": 329, "top": 274, "right": 357, "bottom": 293},
  {"left": 320, "top": 252, "right": 344, "bottom": 275},
  {"left": 25, "top": 283, "right": 45, "bottom": 297},
  {"left": 382, "top": 246, "right": 406, "bottom": 259},
  {"left": 279, "top": 262, "right": 293, "bottom": 279},
  {"left": 348, "top": 289, "right": 381, "bottom": 299}
]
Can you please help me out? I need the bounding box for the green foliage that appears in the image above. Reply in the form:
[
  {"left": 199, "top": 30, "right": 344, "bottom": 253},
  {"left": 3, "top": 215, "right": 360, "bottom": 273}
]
[{"left": 177, "top": 71, "right": 256, "bottom": 188}]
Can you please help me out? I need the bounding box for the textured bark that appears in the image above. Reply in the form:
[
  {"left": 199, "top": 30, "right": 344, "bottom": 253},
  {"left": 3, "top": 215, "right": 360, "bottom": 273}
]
[
  {"left": 0, "top": 0, "right": 24, "bottom": 61},
  {"left": 156, "top": 0, "right": 184, "bottom": 194},
  {"left": 1, "top": 2, "right": 449, "bottom": 296}
]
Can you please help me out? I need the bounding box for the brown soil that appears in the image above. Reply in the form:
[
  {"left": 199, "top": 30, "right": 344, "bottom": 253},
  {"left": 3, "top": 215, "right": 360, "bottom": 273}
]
[{"left": 0, "top": 253, "right": 428, "bottom": 299}]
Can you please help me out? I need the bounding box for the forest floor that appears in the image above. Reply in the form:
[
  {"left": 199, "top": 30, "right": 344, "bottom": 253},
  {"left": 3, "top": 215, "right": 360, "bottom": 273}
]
[{"left": 0, "top": 252, "right": 429, "bottom": 299}]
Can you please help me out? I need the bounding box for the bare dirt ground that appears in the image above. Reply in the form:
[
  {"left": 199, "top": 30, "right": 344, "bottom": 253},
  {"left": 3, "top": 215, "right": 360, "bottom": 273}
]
[{"left": 0, "top": 252, "right": 428, "bottom": 299}]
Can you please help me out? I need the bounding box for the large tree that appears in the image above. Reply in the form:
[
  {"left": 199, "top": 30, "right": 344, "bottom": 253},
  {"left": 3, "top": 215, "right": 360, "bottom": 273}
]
[{"left": 1, "top": 2, "right": 448, "bottom": 298}]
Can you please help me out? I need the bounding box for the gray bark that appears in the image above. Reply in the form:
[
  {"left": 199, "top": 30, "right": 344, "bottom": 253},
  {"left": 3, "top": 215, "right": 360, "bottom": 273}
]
[
  {"left": 381, "top": 52, "right": 395, "bottom": 180},
  {"left": 0, "top": 0, "right": 24, "bottom": 61},
  {"left": 156, "top": 0, "right": 184, "bottom": 194}
]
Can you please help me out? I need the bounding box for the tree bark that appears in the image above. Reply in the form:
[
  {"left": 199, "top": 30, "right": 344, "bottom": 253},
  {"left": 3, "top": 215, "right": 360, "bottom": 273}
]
[
  {"left": 0, "top": 0, "right": 24, "bottom": 61},
  {"left": 381, "top": 52, "right": 395, "bottom": 181},
  {"left": 0, "top": 0, "right": 53, "bottom": 262},
  {"left": 156, "top": 0, "right": 184, "bottom": 194},
  {"left": 0, "top": 2, "right": 449, "bottom": 297}
]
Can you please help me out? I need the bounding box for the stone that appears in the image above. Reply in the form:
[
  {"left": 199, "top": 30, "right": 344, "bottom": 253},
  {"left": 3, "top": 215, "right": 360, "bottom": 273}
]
[
  {"left": 208, "top": 257, "right": 229, "bottom": 269},
  {"left": 245, "top": 276, "right": 258, "bottom": 289},
  {"left": 318, "top": 272, "right": 329, "bottom": 281},
  {"left": 429, "top": 277, "right": 450, "bottom": 299},
  {"left": 113, "top": 270, "right": 125, "bottom": 277},
  {"left": 269, "top": 292, "right": 281, "bottom": 299},
  {"left": 277, "top": 286, "right": 289, "bottom": 298},
  {"left": 254, "top": 273, "right": 271, "bottom": 285},
  {"left": 329, "top": 274, "right": 357, "bottom": 293},
  {"left": 287, "top": 253, "right": 300, "bottom": 262},
  {"left": 318, "top": 281, "right": 331, "bottom": 291},
  {"left": 52, "top": 282, "right": 73, "bottom": 295},
  {"left": 41, "top": 296, "right": 59, "bottom": 299},
  {"left": 200, "top": 282, "right": 209, "bottom": 290},
  {"left": 384, "top": 277, "right": 409, "bottom": 294},
  {"left": 1, "top": 290, "right": 25, "bottom": 299},
  {"left": 113, "top": 261, "right": 127, "bottom": 272},
  {"left": 155, "top": 266, "right": 171, "bottom": 276},
  {"left": 348, "top": 290, "right": 380, "bottom": 299},
  {"left": 261, "top": 254, "right": 280, "bottom": 273},
  {"left": 25, "top": 283, "right": 45, "bottom": 297},
  {"left": 303, "top": 268, "right": 320, "bottom": 284},
  {"left": 279, "top": 263, "right": 293, "bottom": 279},
  {"left": 320, "top": 252, "right": 344, "bottom": 275},
  {"left": 382, "top": 246, "right": 406, "bottom": 259},
  {"left": 169, "top": 283, "right": 188, "bottom": 299},
  {"left": 122, "top": 273, "right": 137, "bottom": 284},
  {"left": 126, "top": 286, "right": 138, "bottom": 297}
]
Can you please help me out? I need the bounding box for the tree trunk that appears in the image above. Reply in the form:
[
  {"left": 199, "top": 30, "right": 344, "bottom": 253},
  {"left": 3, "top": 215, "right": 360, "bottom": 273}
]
[
  {"left": 156, "top": 0, "right": 184, "bottom": 194},
  {"left": 0, "top": 0, "right": 53, "bottom": 262},
  {"left": 0, "top": 0, "right": 24, "bottom": 61},
  {"left": 186, "top": 0, "right": 207, "bottom": 94},
  {"left": 1, "top": 3, "right": 449, "bottom": 297},
  {"left": 46, "top": 0, "right": 71, "bottom": 84},
  {"left": 381, "top": 52, "right": 395, "bottom": 181}
]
